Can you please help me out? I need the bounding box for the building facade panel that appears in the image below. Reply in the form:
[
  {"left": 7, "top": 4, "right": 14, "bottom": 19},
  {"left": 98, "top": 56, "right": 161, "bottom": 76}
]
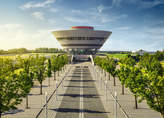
[{"left": 52, "top": 30, "right": 111, "bottom": 38}]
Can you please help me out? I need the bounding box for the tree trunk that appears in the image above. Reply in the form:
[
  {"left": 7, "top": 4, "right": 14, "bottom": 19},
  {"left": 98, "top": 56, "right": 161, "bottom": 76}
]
[
  {"left": 54, "top": 72, "right": 56, "bottom": 80},
  {"left": 135, "top": 95, "right": 138, "bottom": 109},
  {"left": 58, "top": 71, "right": 59, "bottom": 76},
  {"left": 161, "top": 112, "right": 164, "bottom": 118},
  {"left": 122, "top": 84, "right": 124, "bottom": 95},
  {"left": 0, "top": 110, "right": 1, "bottom": 118},
  {"left": 109, "top": 74, "right": 110, "bottom": 80},
  {"left": 48, "top": 77, "right": 50, "bottom": 87},
  {"left": 40, "top": 82, "right": 42, "bottom": 95},
  {"left": 25, "top": 95, "right": 29, "bottom": 109},
  {"left": 113, "top": 77, "right": 116, "bottom": 86}
]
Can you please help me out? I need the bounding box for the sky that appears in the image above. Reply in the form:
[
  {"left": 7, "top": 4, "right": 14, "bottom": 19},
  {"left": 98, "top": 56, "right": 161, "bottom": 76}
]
[{"left": 0, "top": 0, "right": 164, "bottom": 51}]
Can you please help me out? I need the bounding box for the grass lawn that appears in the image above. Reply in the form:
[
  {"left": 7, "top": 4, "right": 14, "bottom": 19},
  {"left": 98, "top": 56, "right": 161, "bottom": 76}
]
[
  {"left": 0, "top": 53, "right": 60, "bottom": 59},
  {"left": 106, "top": 54, "right": 128, "bottom": 59}
]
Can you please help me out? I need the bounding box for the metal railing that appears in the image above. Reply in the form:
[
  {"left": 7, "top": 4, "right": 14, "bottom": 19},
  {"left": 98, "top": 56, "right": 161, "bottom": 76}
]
[
  {"left": 89, "top": 64, "right": 130, "bottom": 118},
  {"left": 35, "top": 65, "right": 72, "bottom": 118}
]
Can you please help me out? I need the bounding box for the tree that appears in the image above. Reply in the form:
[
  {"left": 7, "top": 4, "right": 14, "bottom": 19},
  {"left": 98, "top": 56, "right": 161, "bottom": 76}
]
[
  {"left": 94, "top": 57, "right": 111, "bottom": 80},
  {"left": 108, "top": 58, "right": 117, "bottom": 86},
  {"left": 47, "top": 58, "right": 52, "bottom": 86},
  {"left": 16, "top": 56, "right": 34, "bottom": 108},
  {"left": 51, "top": 55, "right": 57, "bottom": 80},
  {"left": 117, "top": 57, "right": 136, "bottom": 95},
  {"left": 0, "top": 72, "right": 25, "bottom": 118},
  {"left": 154, "top": 50, "right": 164, "bottom": 61},
  {"left": 125, "top": 66, "right": 142, "bottom": 109},
  {"left": 117, "top": 65, "right": 130, "bottom": 95},
  {"left": 33, "top": 55, "right": 47, "bottom": 95},
  {"left": 138, "top": 54, "right": 164, "bottom": 117}
]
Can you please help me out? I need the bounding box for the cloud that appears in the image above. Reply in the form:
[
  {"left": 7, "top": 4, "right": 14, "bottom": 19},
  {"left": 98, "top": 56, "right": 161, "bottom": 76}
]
[
  {"left": 0, "top": 24, "right": 23, "bottom": 29},
  {"left": 31, "top": 12, "right": 45, "bottom": 20},
  {"left": 97, "top": 5, "right": 105, "bottom": 13},
  {"left": 20, "top": 0, "right": 56, "bottom": 9},
  {"left": 144, "top": 26, "right": 164, "bottom": 43},
  {"left": 101, "top": 14, "right": 127, "bottom": 23},
  {"left": 97, "top": 4, "right": 112, "bottom": 13},
  {"left": 101, "top": 17, "right": 114, "bottom": 23},
  {"left": 71, "top": 10, "right": 83, "bottom": 14},
  {"left": 64, "top": 17, "right": 89, "bottom": 23},
  {"left": 139, "top": 0, "right": 164, "bottom": 9},
  {"left": 115, "top": 26, "right": 131, "bottom": 30},
  {"left": 49, "top": 8, "right": 58, "bottom": 13},
  {"left": 0, "top": 23, "right": 60, "bottom": 50},
  {"left": 110, "top": 0, "right": 164, "bottom": 9},
  {"left": 112, "top": 0, "right": 122, "bottom": 7},
  {"left": 128, "top": 0, "right": 164, "bottom": 9}
]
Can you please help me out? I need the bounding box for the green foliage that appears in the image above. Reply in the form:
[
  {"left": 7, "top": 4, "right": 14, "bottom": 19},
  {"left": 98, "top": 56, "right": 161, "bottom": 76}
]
[
  {"left": 94, "top": 56, "right": 117, "bottom": 85},
  {"left": 117, "top": 57, "right": 136, "bottom": 95},
  {"left": 32, "top": 55, "right": 47, "bottom": 94},
  {"left": 47, "top": 58, "right": 52, "bottom": 78},
  {"left": 96, "top": 53, "right": 164, "bottom": 115},
  {"left": 118, "top": 53, "right": 164, "bottom": 115},
  {"left": 0, "top": 54, "right": 69, "bottom": 116},
  {"left": 154, "top": 50, "right": 164, "bottom": 61},
  {"left": 0, "top": 73, "right": 23, "bottom": 113},
  {"left": 139, "top": 54, "right": 163, "bottom": 76},
  {"left": 138, "top": 54, "right": 164, "bottom": 116},
  {"left": 51, "top": 54, "right": 68, "bottom": 79}
]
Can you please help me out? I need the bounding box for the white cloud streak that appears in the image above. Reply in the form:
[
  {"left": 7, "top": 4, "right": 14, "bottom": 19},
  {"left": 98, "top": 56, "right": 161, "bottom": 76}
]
[
  {"left": 115, "top": 26, "right": 131, "bottom": 30},
  {"left": 31, "top": 12, "right": 45, "bottom": 20},
  {"left": 64, "top": 17, "right": 89, "bottom": 23},
  {"left": 140, "top": 0, "right": 164, "bottom": 9},
  {"left": 111, "top": 0, "right": 164, "bottom": 9},
  {"left": 128, "top": 0, "right": 164, "bottom": 9},
  {"left": 21, "top": 0, "right": 56, "bottom": 9},
  {"left": 112, "top": 0, "right": 122, "bottom": 7}
]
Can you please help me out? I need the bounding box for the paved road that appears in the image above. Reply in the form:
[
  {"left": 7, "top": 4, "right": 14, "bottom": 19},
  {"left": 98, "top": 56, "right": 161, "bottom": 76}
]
[{"left": 54, "top": 65, "right": 108, "bottom": 118}]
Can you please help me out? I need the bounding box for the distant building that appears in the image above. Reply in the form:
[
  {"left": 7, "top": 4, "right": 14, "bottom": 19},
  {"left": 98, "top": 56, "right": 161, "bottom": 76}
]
[
  {"left": 133, "top": 49, "right": 155, "bottom": 55},
  {"left": 52, "top": 26, "right": 112, "bottom": 55},
  {"left": 134, "top": 49, "right": 146, "bottom": 55}
]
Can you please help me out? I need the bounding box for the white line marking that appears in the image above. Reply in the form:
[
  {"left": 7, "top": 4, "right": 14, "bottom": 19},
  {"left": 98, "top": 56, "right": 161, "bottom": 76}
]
[{"left": 79, "top": 66, "right": 84, "bottom": 118}]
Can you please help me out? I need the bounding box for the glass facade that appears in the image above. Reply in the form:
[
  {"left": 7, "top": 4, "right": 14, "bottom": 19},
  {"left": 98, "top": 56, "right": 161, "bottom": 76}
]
[
  {"left": 67, "top": 48, "right": 97, "bottom": 55},
  {"left": 57, "top": 37, "right": 105, "bottom": 40}
]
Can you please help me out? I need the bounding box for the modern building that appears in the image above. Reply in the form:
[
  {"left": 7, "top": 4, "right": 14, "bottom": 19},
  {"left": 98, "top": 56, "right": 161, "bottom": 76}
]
[{"left": 52, "top": 26, "right": 112, "bottom": 54}]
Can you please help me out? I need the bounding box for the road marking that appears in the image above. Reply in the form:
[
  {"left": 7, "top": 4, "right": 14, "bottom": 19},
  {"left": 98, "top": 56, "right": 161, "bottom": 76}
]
[{"left": 79, "top": 66, "right": 84, "bottom": 118}]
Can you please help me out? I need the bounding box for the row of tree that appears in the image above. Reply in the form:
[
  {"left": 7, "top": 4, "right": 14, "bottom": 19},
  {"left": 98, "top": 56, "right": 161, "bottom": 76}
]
[
  {"left": 0, "top": 48, "right": 65, "bottom": 55},
  {"left": 0, "top": 54, "right": 68, "bottom": 118},
  {"left": 94, "top": 53, "right": 164, "bottom": 118}
]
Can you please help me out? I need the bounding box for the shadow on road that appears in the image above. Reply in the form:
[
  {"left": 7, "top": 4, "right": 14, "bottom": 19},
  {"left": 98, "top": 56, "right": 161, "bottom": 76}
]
[
  {"left": 66, "top": 80, "right": 96, "bottom": 82},
  {"left": 58, "top": 93, "right": 101, "bottom": 98},
  {"left": 64, "top": 85, "right": 94, "bottom": 88},
  {"left": 32, "top": 85, "right": 48, "bottom": 88},
  {"left": 2, "top": 109, "right": 24, "bottom": 115},
  {"left": 51, "top": 108, "right": 109, "bottom": 113}
]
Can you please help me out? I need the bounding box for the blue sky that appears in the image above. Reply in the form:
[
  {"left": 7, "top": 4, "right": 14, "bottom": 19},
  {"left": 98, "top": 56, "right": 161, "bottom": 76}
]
[{"left": 0, "top": 0, "right": 164, "bottom": 51}]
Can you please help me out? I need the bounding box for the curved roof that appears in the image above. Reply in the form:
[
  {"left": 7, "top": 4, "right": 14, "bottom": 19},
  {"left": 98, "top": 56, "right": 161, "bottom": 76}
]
[{"left": 71, "top": 26, "right": 94, "bottom": 30}]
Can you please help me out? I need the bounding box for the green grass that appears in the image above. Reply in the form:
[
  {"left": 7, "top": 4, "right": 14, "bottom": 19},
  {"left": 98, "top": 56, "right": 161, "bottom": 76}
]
[
  {"left": 0, "top": 53, "right": 59, "bottom": 59},
  {"left": 106, "top": 54, "right": 128, "bottom": 59}
]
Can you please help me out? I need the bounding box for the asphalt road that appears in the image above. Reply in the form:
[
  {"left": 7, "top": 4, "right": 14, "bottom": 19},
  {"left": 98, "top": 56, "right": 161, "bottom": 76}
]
[{"left": 54, "top": 65, "right": 108, "bottom": 118}]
